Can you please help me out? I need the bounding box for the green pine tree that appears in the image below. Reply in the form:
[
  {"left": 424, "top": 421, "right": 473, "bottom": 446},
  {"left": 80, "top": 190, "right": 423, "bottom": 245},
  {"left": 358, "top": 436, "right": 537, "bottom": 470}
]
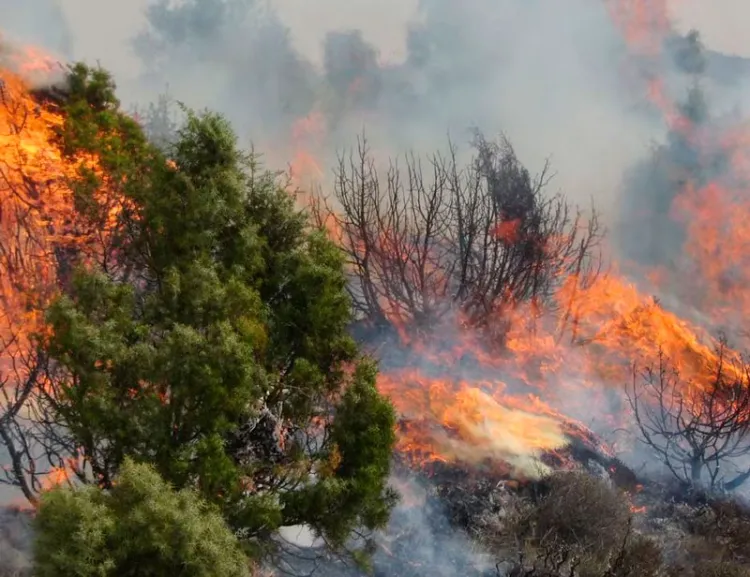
[{"left": 38, "top": 63, "right": 396, "bottom": 559}]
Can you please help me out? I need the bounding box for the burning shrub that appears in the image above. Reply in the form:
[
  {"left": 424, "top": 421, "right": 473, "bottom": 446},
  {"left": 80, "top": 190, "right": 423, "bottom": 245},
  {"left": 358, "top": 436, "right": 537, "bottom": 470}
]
[{"left": 312, "top": 131, "right": 601, "bottom": 343}]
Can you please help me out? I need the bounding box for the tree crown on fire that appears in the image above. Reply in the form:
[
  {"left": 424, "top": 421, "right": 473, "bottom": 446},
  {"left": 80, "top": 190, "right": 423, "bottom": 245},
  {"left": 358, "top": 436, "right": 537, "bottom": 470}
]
[{"left": 38, "top": 63, "right": 396, "bottom": 556}]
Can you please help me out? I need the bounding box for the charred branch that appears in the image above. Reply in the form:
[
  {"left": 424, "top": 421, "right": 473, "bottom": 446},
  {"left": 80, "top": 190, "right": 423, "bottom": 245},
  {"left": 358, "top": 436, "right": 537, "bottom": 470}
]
[
  {"left": 311, "top": 132, "right": 602, "bottom": 346},
  {"left": 627, "top": 345, "right": 750, "bottom": 491}
]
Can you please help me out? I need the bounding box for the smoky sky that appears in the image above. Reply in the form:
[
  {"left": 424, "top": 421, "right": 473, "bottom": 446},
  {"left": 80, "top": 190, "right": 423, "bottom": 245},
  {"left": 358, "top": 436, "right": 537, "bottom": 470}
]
[
  {"left": 118, "top": 0, "right": 664, "bottom": 211},
  {"left": 0, "top": 0, "right": 72, "bottom": 57},
  {"left": 2, "top": 0, "right": 750, "bottom": 235}
]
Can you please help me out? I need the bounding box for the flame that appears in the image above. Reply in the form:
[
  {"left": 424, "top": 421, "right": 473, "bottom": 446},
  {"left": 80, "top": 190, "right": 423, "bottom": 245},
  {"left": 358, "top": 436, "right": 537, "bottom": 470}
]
[
  {"left": 0, "top": 43, "right": 123, "bottom": 496},
  {"left": 289, "top": 109, "right": 325, "bottom": 187},
  {"left": 40, "top": 465, "right": 70, "bottom": 491},
  {"left": 380, "top": 371, "right": 569, "bottom": 478},
  {"left": 0, "top": 65, "right": 116, "bottom": 348},
  {"left": 308, "top": 1, "right": 750, "bottom": 482},
  {"left": 1, "top": 69, "right": 75, "bottom": 379},
  {"left": 606, "top": 0, "right": 671, "bottom": 56}
]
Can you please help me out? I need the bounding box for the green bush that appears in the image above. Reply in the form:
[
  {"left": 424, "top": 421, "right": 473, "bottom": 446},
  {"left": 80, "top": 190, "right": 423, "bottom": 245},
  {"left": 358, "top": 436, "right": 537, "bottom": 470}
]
[{"left": 33, "top": 459, "right": 250, "bottom": 577}]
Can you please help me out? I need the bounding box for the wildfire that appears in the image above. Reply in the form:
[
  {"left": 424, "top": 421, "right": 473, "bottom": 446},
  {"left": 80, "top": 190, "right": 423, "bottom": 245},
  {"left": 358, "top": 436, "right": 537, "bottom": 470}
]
[
  {"left": 380, "top": 372, "right": 569, "bottom": 478},
  {"left": 606, "top": 0, "right": 672, "bottom": 57},
  {"left": 289, "top": 109, "right": 325, "bottom": 188},
  {"left": 307, "top": 0, "right": 750, "bottom": 482},
  {"left": 0, "top": 42, "right": 124, "bottom": 497},
  {"left": 2, "top": 0, "right": 750, "bottom": 505},
  {"left": 1, "top": 66, "right": 76, "bottom": 377}
]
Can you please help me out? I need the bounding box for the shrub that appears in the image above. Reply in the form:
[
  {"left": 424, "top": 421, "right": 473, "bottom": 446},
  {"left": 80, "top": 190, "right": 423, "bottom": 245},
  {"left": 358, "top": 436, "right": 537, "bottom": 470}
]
[
  {"left": 608, "top": 534, "right": 663, "bottom": 577},
  {"left": 688, "top": 498, "right": 750, "bottom": 563},
  {"left": 690, "top": 561, "right": 750, "bottom": 577},
  {"left": 33, "top": 459, "right": 250, "bottom": 577},
  {"left": 497, "top": 472, "right": 659, "bottom": 577},
  {"left": 531, "top": 472, "right": 631, "bottom": 560}
]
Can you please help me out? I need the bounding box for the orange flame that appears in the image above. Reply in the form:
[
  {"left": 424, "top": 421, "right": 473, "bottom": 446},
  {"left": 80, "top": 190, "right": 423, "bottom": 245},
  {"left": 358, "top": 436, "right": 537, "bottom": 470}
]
[
  {"left": 289, "top": 109, "right": 325, "bottom": 187},
  {"left": 0, "top": 43, "right": 125, "bottom": 496},
  {"left": 313, "top": 1, "right": 750, "bottom": 480}
]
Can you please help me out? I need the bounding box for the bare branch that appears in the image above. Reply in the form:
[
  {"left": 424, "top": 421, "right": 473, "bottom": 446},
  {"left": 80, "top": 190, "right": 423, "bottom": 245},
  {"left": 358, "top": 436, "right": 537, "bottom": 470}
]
[
  {"left": 309, "top": 131, "right": 603, "bottom": 347},
  {"left": 627, "top": 344, "right": 750, "bottom": 491}
]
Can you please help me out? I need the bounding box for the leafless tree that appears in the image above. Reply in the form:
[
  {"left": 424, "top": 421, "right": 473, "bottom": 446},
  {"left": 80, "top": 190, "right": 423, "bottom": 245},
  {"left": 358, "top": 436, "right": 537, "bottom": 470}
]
[
  {"left": 0, "top": 332, "right": 48, "bottom": 505},
  {"left": 627, "top": 347, "right": 750, "bottom": 491},
  {"left": 310, "top": 131, "right": 603, "bottom": 346}
]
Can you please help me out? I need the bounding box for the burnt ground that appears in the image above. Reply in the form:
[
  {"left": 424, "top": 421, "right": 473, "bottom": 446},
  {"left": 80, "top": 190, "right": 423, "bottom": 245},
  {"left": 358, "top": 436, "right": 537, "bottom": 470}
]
[
  {"left": 360, "top": 419, "right": 750, "bottom": 577},
  {"left": 349, "top": 427, "right": 644, "bottom": 577}
]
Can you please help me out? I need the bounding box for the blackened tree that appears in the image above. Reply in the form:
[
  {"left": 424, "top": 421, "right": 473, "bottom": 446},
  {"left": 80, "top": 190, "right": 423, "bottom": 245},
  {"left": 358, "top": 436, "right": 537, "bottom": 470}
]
[
  {"left": 311, "top": 132, "right": 602, "bottom": 345},
  {"left": 627, "top": 347, "right": 750, "bottom": 491}
]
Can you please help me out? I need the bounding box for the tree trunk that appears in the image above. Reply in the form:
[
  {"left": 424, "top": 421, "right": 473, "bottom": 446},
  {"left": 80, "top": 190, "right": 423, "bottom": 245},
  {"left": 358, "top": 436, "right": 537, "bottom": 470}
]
[{"left": 690, "top": 456, "right": 703, "bottom": 485}]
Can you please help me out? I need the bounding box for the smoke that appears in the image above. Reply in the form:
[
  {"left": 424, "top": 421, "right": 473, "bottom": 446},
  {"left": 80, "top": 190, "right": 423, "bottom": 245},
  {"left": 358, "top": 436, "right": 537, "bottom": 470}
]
[
  {"left": 131, "top": 0, "right": 317, "bottom": 146},
  {"left": 44, "top": 0, "right": 661, "bottom": 212},
  {"left": 371, "top": 474, "right": 496, "bottom": 577},
  {"left": 0, "top": 0, "right": 72, "bottom": 59},
  {"left": 111, "top": 0, "right": 750, "bottom": 228},
  {"left": 5, "top": 1, "right": 745, "bottom": 216},
  {"left": 0, "top": 2, "right": 746, "bottom": 213},
  {"left": 0, "top": 507, "right": 32, "bottom": 576}
]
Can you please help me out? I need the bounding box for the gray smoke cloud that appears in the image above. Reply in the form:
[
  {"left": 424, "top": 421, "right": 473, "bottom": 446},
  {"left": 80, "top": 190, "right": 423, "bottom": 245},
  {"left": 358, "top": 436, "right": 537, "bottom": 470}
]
[
  {"left": 0, "top": 507, "right": 33, "bottom": 576},
  {"left": 3, "top": 1, "right": 746, "bottom": 211},
  {"left": 63, "top": 0, "right": 674, "bottom": 211},
  {"left": 110, "top": 0, "right": 750, "bottom": 219},
  {"left": 5, "top": 0, "right": 745, "bottom": 217},
  {"left": 0, "top": 0, "right": 72, "bottom": 58}
]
